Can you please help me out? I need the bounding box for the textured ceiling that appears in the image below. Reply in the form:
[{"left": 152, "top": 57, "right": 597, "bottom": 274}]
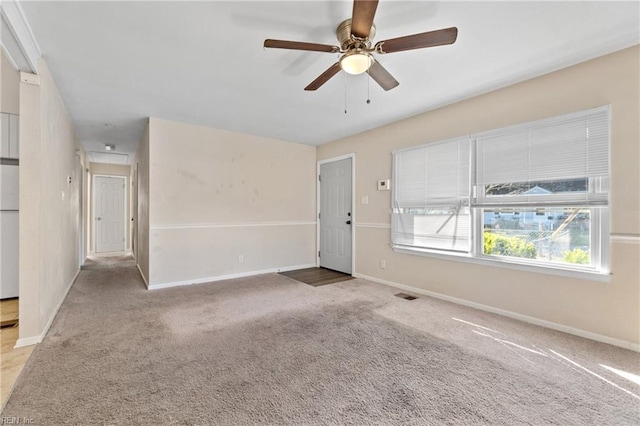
[{"left": 20, "top": 1, "right": 640, "bottom": 163}]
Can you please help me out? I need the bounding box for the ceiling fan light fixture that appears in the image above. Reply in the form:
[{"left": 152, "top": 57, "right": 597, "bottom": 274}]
[{"left": 340, "top": 50, "right": 373, "bottom": 75}]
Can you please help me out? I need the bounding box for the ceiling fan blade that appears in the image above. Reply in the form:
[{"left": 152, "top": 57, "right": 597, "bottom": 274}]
[
  {"left": 351, "top": 0, "right": 379, "bottom": 38},
  {"left": 264, "top": 39, "right": 339, "bottom": 53},
  {"left": 305, "top": 62, "right": 342, "bottom": 91},
  {"left": 375, "top": 27, "right": 458, "bottom": 54},
  {"left": 367, "top": 60, "right": 399, "bottom": 91}
]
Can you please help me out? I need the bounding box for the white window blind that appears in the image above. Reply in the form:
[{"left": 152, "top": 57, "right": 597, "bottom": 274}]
[
  {"left": 392, "top": 137, "right": 471, "bottom": 253},
  {"left": 474, "top": 106, "right": 610, "bottom": 207}
]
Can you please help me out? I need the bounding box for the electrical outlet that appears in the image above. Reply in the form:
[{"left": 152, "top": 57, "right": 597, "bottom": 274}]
[
  {"left": 361, "top": 195, "right": 369, "bottom": 205},
  {"left": 238, "top": 255, "right": 244, "bottom": 264},
  {"left": 380, "top": 259, "right": 386, "bottom": 269}
]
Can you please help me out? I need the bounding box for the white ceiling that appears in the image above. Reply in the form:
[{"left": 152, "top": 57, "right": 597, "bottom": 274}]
[{"left": 20, "top": 1, "right": 640, "bottom": 163}]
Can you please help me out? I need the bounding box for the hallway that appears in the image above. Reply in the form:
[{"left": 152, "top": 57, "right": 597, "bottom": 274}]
[
  {"left": 1, "top": 252, "right": 134, "bottom": 411},
  {"left": 81, "top": 253, "right": 136, "bottom": 271}
]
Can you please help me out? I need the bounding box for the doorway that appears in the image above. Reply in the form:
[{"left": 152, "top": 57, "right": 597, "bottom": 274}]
[
  {"left": 93, "top": 175, "right": 126, "bottom": 253},
  {"left": 318, "top": 155, "right": 354, "bottom": 274}
]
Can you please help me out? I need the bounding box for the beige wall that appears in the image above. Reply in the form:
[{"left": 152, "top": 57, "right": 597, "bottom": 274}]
[
  {"left": 89, "top": 162, "right": 132, "bottom": 251},
  {"left": 134, "top": 121, "right": 150, "bottom": 284},
  {"left": 90, "top": 162, "right": 131, "bottom": 177},
  {"left": 18, "top": 59, "right": 83, "bottom": 343},
  {"left": 146, "top": 118, "right": 316, "bottom": 286},
  {"left": 318, "top": 46, "right": 640, "bottom": 347},
  {"left": 17, "top": 66, "right": 41, "bottom": 339},
  {"left": 1, "top": 49, "right": 20, "bottom": 114}
]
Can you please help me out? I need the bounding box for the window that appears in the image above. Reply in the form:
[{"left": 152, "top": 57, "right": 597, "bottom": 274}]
[
  {"left": 392, "top": 137, "right": 471, "bottom": 253},
  {"left": 392, "top": 106, "right": 610, "bottom": 275}
]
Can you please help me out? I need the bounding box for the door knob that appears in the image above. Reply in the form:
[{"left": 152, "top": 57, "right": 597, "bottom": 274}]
[{"left": 346, "top": 220, "right": 351, "bottom": 225}]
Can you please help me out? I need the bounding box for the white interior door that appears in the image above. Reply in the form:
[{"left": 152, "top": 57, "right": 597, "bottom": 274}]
[
  {"left": 94, "top": 176, "right": 125, "bottom": 253},
  {"left": 319, "top": 157, "right": 352, "bottom": 274}
]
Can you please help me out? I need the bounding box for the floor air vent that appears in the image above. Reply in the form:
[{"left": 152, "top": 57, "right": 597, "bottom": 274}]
[{"left": 395, "top": 293, "right": 417, "bottom": 301}]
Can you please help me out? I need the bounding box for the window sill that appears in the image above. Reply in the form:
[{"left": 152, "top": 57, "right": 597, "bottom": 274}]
[{"left": 391, "top": 246, "right": 611, "bottom": 283}]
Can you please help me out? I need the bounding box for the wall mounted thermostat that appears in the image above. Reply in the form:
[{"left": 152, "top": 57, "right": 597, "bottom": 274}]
[{"left": 377, "top": 179, "right": 390, "bottom": 191}]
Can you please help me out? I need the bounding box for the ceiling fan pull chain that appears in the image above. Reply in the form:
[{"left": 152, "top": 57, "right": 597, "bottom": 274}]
[
  {"left": 344, "top": 70, "right": 348, "bottom": 114},
  {"left": 366, "top": 70, "right": 371, "bottom": 104}
]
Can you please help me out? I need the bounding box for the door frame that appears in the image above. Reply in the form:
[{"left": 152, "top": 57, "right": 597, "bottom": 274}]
[
  {"left": 92, "top": 174, "right": 127, "bottom": 254},
  {"left": 132, "top": 163, "right": 138, "bottom": 260},
  {"left": 77, "top": 156, "right": 85, "bottom": 267},
  {"left": 316, "top": 153, "right": 356, "bottom": 274}
]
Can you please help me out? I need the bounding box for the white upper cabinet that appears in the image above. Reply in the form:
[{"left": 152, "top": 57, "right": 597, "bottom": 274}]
[
  {"left": 0, "top": 113, "right": 19, "bottom": 159},
  {"left": 0, "top": 114, "right": 9, "bottom": 158},
  {"left": 9, "top": 114, "right": 18, "bottom": 158}
]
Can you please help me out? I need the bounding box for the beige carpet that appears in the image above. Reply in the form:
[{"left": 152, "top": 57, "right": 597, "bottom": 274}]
[
  {"left": 3, "top": 262, "right": 639, "bottom": 425},
  {"left": 81, "top": 253, "right": 136, "bottom": 270}
]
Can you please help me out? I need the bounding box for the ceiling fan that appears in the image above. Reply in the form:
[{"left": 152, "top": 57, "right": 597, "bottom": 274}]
[{"left": 263, "top": 0, "right": 458, "bottom": 91}]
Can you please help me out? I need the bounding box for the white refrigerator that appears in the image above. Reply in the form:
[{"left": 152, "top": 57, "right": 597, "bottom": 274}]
[{"left": 1, "top": 112, "right": 19, "bottom": 299}]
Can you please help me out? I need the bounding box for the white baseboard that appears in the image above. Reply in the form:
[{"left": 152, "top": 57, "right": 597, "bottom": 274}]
[
  {"left": 354, "top": 273, "right": 640, "bottom": 353},
  {"left": 137, "top": 264, "right": 149, "bottom": 288},
  {"left": 13, "top": 335, "right": 41, "bottom": 348},
  {"left": 15, "top": 269, "right": 80, "bottom": 349},
  {"left": 88, "top": 249, "right": 133, "bottom": 256},
  {"left": 148, "top": 263, "right": 316, "bottom": 291}
]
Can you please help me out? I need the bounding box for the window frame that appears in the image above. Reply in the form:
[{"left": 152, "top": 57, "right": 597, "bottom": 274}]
[
  {"left": 391, "top": 106, "right": 611, "bottom": 280},
  {"left": 472, "top": 205, "right": 609, "bottom": 274}
]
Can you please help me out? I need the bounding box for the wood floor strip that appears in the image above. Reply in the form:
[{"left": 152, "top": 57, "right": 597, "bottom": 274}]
[
  {"left": 0, "top": 298, "right": 19, "bottom": 324},
  {"left": 0, "top": 305, "right": 34, "bottom": 410},
  {"left": 279, "top": 267, "right": 354, "bottom": 287}
]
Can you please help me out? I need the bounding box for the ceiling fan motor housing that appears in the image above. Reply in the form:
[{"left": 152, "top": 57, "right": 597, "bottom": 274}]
[{"left": 337, "top": 19, "right": 376, "bottom": 51}]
